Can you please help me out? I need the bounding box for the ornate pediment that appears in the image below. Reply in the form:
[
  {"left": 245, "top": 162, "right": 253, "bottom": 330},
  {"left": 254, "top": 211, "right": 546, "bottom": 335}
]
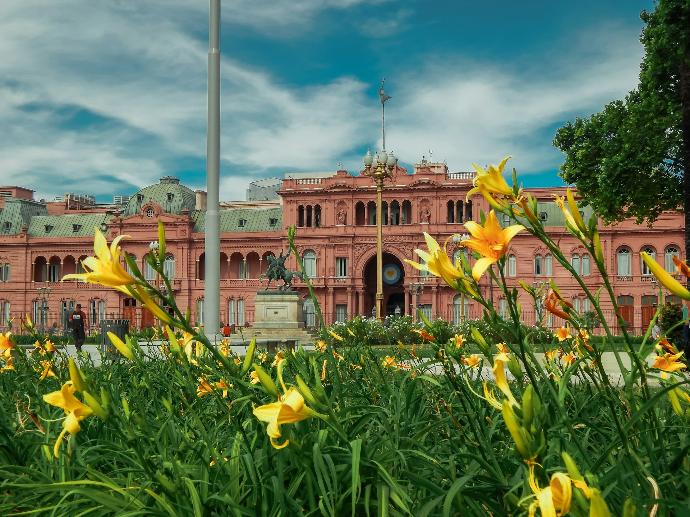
[
  {"left": 323, "top": 182, "right": 355, "bottom": 191},
  {"left": 409, "top": 178, "right": 440, "bottom": 188}
]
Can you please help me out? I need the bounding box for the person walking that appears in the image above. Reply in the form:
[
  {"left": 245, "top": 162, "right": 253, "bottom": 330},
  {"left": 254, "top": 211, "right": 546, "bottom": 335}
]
[{"left": 69, "top": 303, "right": 87, "bottom": 353}]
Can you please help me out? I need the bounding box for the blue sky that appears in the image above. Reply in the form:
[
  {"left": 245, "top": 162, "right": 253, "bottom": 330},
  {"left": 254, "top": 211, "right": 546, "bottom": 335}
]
[{"left": 0, "top": 0, "right": 653, "bottom": 202}]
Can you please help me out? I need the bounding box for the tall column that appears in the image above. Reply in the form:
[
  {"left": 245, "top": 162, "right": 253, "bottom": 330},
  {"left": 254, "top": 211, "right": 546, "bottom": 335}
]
[
  {"left": 203, "top": 0, "right": 221, "bottom": 342},
  {"left": 346, "top": 288, "right": 353, "bottom": 319},
  {"left": 431, "top": 286, "right": 438, "bottom": 319},
  {"left": 403, "top": 287, "right": 409, "bottom": 315},
  {"left": 327, "top": 287, "right": 334, "bottom": 324},
  {"left": 357, "top": 291, "right": 364, "bottom": 317}
]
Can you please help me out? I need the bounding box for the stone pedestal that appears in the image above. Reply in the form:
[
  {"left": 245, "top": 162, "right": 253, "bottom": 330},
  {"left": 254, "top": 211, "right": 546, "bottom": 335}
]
[{"left": 254, "top": 290, "right": 304, "bottom": 329}]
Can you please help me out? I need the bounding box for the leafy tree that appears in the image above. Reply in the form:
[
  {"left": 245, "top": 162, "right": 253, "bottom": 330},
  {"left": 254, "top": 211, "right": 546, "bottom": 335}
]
[{"left": 554, "top": 0, "right": 690, "bottom": 258}]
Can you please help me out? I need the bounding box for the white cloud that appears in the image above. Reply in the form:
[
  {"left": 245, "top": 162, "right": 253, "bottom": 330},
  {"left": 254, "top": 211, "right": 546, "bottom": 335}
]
[
  {"left": 382, "top": 25, "right": 644, "bottom": 174},
  {"left": 0, "top": 0, "right": 644, "bottom": 202}
]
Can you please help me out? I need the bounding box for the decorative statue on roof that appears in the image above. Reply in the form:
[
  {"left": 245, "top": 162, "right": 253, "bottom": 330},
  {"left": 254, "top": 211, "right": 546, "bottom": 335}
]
[{"left": 260, "top": 250, "right": 304, "bottom": 291}]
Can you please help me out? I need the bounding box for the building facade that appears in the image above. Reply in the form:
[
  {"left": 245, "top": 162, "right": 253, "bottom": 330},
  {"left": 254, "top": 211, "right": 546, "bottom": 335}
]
[{"left": 0, "top": 162, "right": 684, "bottom": 336}]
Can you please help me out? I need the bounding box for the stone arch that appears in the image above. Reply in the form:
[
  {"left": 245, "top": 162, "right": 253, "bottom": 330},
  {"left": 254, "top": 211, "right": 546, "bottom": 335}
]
[
  {"left": 62, "top": 255, "right": 77, "bottom": 276},
  {"left": 355, "top": 202, "right": 365, "bottom": 226},
  {"left": 34, "top": 256, "right": 47, "bottom": 282},
  {"left": 229, "top": 252, "right": 244, "bottom": 279},
  {"left": 220, "top": 252, "right": 229, "bottom": 279},
  {"left": 246, "top": 251, "right": 261, "bottom": 278}
]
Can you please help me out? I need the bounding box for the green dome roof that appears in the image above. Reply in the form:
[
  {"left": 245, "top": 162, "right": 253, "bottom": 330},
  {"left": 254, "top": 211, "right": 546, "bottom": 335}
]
[{"left": 124, "top": 177, "right": 197, "bottom": 216}]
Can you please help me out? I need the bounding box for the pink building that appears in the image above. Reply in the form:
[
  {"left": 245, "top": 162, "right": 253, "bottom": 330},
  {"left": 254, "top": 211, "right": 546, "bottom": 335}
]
[{"left": 0, "top": 163, "right": 683, "bottom": 335}]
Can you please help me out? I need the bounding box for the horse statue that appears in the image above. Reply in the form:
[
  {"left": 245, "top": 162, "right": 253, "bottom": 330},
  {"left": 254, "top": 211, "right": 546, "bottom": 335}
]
[{"left": 259, "top": 251, "right": 305, "bottom": 291}]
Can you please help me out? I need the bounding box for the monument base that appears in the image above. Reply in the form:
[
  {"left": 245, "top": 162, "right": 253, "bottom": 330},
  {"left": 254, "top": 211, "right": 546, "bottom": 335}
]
[{"left": 254, "top": 290, "right": 304, "bottom": 329}]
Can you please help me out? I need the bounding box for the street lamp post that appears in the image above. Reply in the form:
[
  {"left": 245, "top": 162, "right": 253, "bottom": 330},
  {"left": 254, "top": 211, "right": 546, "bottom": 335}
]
[{"left": 362, "top": 149, "right": 398, "bottom": 321}]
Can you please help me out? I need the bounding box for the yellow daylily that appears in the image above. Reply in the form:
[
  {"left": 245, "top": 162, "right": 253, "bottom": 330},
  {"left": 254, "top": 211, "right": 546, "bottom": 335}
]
[
  {"left": 43, "top": 382, "right": 93, "bottom": 457},
  {"left": 1, "top": 355, "right": 15, "bottom": 372},
  {"left": 641, "top": 251, "right": 690, "bottom": 300},
  {"left": 652, "top": 351, "right": 686, "bottom": 373},
  {"left": 561, "top": 352, "right": 577, "bottom": 367},
  {"left": 493, "top": 353, "right": 519, "bottom": 407},
  {"left": 555, "top": 327, "right": 570, "bottom": 342},
  {"left": 327, "top": 329, "right": 343, "bottom": 342},
  {"left": 253, "top": 387, "right": 318, "bottom": 449},
  {"left": 483, "top": 382, "right": 503, "bottom": 410},
  {"left": 382, "top": 356, "right": 397, "bottom": 368},
  {"left": 249, "top": 371, "right": 260, "bottom": 384},
  {"left": 462, "top": 354, "right": 482, "bottom": 368},
  {"left": 253, "top": 359, "right": 320, "bottom": 449},
  {"left": 38, "top": 360, "right": 57, "bottom": 380},
  {"left": 271, "top": 351, "right": 285, "bottom": 368},
  {"left": 0, "top": 331, "right": 14, "bottom": 358},
  {"left": 215, "top": 379, "right": 230, "bottom": 398},
  {"left": 462, "top": 210, "right": 524, "bottom": 281},
  {"left": 62, "top": 229, "right": 135, "bottom": 289},
  {"left": 467, "top": 156, "right": 515, "bottom": 210},
  {"left": 219, "top": 339, "right": 230, "bottom": 357},
  {"left": 554, "top": 189, "right": 587, "bottom": 239},
  {"left": 405, "top": 233, "right": 474, "bottom": 291},
  {"left": 453, "top": 334, "right": 464, "bottom": 348},
  {"left": 545, "top": 350, "right": 558, "bottom": 362},
  {"left": 197, "top": 377, "right": 214, "bottom": 397},
  {"left": 528, "top": 470, "right": 573, "bottom": 517},
  {"left": 107, "top": 332, "right": 134, "bottom": 361},
  {"left": 315, "top": 340, "right": 327, "bottom": 352}
]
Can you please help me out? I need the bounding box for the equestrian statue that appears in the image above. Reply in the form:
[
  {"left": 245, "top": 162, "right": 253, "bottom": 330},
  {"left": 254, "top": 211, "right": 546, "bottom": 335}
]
[{"left": 259, "top": 251, "right": 305, "bottom": 291}]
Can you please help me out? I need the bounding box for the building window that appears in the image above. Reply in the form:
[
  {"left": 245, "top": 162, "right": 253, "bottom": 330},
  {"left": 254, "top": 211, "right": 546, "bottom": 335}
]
[
  {"left": 269, "top": 217, "right": 278, "bottom": 227},
  {"left": 143, "top": 255, "right": 156, "bottom": 281},
  {"left": 419, "top": 304, "right": 433, "bottom": 321},
  {"left": 0, "top": 263, "right": 9, "bottom": 282},
  {"left": 303, "top": 250, "right": 317, "bottom": 278},
  {"left": 166, "top": 193, "right": 174, "bottom": 202},
  {"left": 453, "top": 294, "right": 470, "bottom": 323},
  {"left": 45, "top": 225, "right": 53, "bottom": 233},
  {"left": 238, "top": 218, "right": 247, "bottom": 228},
  {"left": 163, "top": 254, "right": 175, "bottom": 279},
  {"left": 641, "top": 246, "right": 656, "bottom": 276},
  {"left": 617, "top": 248, "right": 631, "bottom": 277},
  {"left": 89, "top": 299, "right": 106, "bottom": 326},
  {"left": 239, "top": 259, "right": 247, "bottom": 279},
  {"left": 534, "top": 255, "right": 543, "bottom": 276},
  {"left": 47, "top": 262, "right": 60, "bottom": 282},
  {"left": 544, "top": 254, "right": 553, "bottom": 277},
  {"left": 336, "top": 257, "right": 348, "bottom": 278},
  {"left": 2, "top": 222, "right": 11, "bottom": 233},
  {"left": 571, "top": 254, "right": 580, "bottom": 275},
  {"left": 335, "top": 304, "right": 347, "bottom": 322},
  {"left": 581, "top": 254, "right": 591, "bottom": 276},
  {"left": 0, "top": 300, "right": 9, "bottom": 325},
  {"left": 237, "top": 299, "right": 245, "bottom": 326},
  {"left": 498, "top": 298, "right": 508, "bottom": 319},
  {"left": 227, "top": 299, "right": 236, "bottom": 326},
  {"left": 502, "top": 214, "right": 511, "bottom": 225},
  {"left": 145, "top": 208, "right": 155, "bottom": 218},
  {"left": 125, "top": 254, "right": 137, "bottom": 276},
  {"left": 665, "top": 246, "right": 680, "bottom": 273},
  {"left": 447, "top": 200, "right": 455, "bottom": 223},
  {"left": 507, "top": 254, "right": 517, "bottom": 277},
  {"left": 304, "top": 299, "right": 316, "bottom": 328},
  {"left": 539, "top": 212, "right": 548, "bottom": 222},
  {"left": 61, "top": 300, "right": 75, "bottom": 329}
]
